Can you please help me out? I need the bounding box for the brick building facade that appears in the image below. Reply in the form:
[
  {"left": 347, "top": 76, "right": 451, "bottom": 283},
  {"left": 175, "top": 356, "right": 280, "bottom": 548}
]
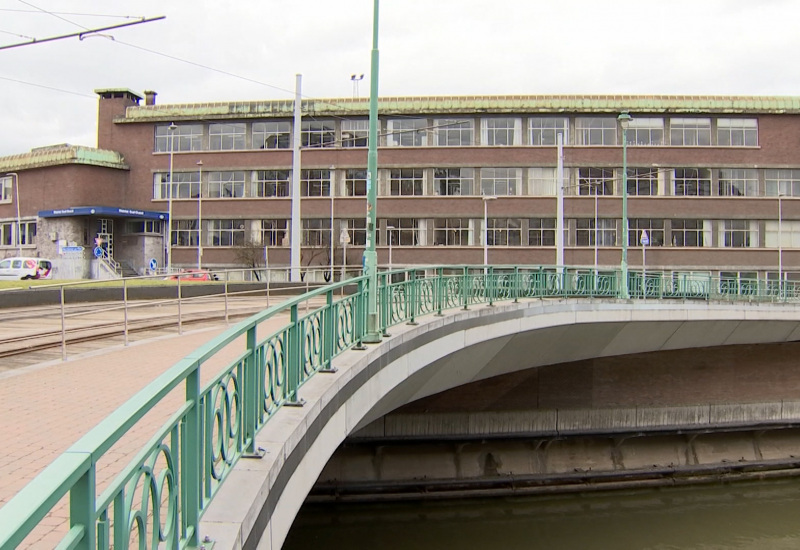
[{"left": 1, "top": 88, "right": 799, "bottom": 282}]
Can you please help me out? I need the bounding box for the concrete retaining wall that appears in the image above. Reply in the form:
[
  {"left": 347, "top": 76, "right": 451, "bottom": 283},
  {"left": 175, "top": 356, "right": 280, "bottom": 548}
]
[{"left": 354, "top": 401, "right": 800, "bottom": 440}]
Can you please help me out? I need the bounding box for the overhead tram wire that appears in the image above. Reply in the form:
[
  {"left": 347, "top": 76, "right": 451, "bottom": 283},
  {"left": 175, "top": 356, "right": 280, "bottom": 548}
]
[{"left": 0, "top": 76, "right": 95, "bottom": 99}]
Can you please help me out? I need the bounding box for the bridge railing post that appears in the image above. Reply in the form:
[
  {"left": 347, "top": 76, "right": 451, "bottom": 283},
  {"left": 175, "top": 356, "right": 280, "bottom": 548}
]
[
  {"left": 183, "top": 367, "right": 201, "bottom": 548},
  {"left": 244, "top": 326, "right": 258, "bottom": 454},
  {"left": 286, "top": 305, "right": 302, "bottom": 403},
  {"left": 488, "top": 266, "right": 495, "bottom": 306},
  {"left": 68, "top": 458, "right": 95, "bottom": 550},
  {"left": 408, "top": 270, "right": 418, "bottom": 325},
  {"left": 436, "top": 267, "right": 445, "bottom": 315},
  {"left": 355, "top": 279, "right": 366, "bottom": 347}
]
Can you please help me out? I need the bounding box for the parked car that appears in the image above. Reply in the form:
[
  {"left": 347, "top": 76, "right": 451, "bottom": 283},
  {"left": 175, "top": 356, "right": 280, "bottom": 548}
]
[
  {"left": 164, "top": 269, "right": 218, "bottom": 282},
  {"left": 0, "top": 257, "right": 54, "bottom": 280}
]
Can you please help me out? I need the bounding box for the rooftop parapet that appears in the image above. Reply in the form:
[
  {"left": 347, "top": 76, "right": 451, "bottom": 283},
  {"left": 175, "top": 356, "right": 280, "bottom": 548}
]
[
  {"left": 120, "top": 94, "right": 800, "bottom": 123},
  {"left": 0, "top": 144, "right": 128, "bottom": 172}
]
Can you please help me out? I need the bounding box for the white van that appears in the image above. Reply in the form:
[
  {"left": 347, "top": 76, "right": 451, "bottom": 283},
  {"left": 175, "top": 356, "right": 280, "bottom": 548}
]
[{"left": 0, "top": 257, "right": 54, "bottom": 280}]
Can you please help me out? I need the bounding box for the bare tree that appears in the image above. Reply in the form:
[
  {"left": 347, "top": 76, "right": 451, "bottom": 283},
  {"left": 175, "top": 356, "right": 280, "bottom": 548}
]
[{"left": 233, "top": 240, "right": 267, "bottom": 280}]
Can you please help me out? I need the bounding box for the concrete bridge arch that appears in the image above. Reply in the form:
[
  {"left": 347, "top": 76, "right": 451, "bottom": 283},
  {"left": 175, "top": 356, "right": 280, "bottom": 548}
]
[{"left": 201, "top": 299, "right": 800, "bottom": 550}]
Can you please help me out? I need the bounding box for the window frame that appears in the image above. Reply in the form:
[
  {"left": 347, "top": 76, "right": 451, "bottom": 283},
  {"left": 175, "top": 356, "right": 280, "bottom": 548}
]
[
  {"left": 253, "top": 121, "right": 291, "bottom": 149},
  {"left": 208, "top": 123, "right": 246, "bottom": 151},
  {"left": 529, "top": 117, "right": 569, "bottom": 146},
  {"left": 481, "top": 117, "right": 522, "bottom": 146}
]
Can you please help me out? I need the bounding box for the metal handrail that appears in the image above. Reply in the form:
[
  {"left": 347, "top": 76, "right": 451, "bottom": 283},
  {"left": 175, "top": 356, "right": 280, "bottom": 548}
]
[{"left": 1, "top": 265, "right": 798, "bottom": 548}]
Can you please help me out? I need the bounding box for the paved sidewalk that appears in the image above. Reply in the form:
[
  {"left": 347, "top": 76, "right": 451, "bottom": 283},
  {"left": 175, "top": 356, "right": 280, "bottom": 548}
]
[{"left": 0, "top": 314, "right": 288, "bottom": 548}]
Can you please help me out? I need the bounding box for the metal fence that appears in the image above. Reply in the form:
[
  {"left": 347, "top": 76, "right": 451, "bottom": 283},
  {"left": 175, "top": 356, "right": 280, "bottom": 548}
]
[{"left": 0, "top": 265, "right": 798, "bottom": 549}]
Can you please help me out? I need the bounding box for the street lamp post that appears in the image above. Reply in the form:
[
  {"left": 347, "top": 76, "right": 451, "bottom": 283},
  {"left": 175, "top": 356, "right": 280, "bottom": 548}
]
[
  {"left": 196, "top": 160, "right": 203, "bottom": 270},
  {"left": 779, "top": 192, "right": 785, "bottom": 294},
  {"left": 6, "top": 173, "right": 21, "bottom": 255},
  {"left": 483, "top": 195, "right": 497, "bottom": 267},
  {"left": 330, "top": 188, "right": 335, "bottom": 283},
  {"left": 340, "top": 227, "right": 351, "bottom": 281},
  {"left": 593, "top": 181, "right": 600, "bottom": 269},
  {"left": 386, "top": 224, "right": 395, "bottom": 271},
  {"left": 166, "top": 122, "right": 177, "bottom": 273},
  {"left": 362, "top": 0, "right": 381, "bottom": 342},
  {"left": 618, "top": 112, "right": 632, "bottom": 299}
]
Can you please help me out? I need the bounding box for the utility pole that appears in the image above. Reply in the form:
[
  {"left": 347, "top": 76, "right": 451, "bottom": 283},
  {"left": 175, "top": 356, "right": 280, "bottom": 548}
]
[{"left": 362, "top": 0, "right": 381, "bottom": 342}]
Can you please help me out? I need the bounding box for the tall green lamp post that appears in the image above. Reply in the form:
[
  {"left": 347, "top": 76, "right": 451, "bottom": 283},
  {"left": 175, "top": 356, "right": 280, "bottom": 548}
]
[
  {"left": 363, "top": 0, "right": 382, "bottom": 342},
  {"left": 618, "top": 111, "right": 632, "bottom": 299}
]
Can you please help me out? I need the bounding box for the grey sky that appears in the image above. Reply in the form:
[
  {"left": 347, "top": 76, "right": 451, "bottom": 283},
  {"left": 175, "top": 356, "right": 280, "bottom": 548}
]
[{"left": 0, "top": 0, "right": 797, "bottom": 156}]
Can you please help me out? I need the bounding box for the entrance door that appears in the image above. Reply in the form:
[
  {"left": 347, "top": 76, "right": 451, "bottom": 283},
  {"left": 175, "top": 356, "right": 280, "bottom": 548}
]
[{"left": 96, "top": 218, "right": 114, "bottom": 258}]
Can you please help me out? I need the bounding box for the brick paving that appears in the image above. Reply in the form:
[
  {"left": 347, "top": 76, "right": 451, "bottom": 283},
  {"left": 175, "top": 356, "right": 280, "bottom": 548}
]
[{"left": 0, "top": 314, "right": 289, "bottom": 548}]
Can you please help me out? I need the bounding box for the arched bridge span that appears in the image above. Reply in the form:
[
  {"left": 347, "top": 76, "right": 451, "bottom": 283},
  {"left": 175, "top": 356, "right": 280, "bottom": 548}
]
[{"left": 203, "top": 298, "right": 800, "bottom": 550}]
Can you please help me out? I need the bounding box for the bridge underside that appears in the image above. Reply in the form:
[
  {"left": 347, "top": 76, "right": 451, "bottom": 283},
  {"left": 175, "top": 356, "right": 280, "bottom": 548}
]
[{"left": 200, "top": 299, "right": 800, "bottom": 550}]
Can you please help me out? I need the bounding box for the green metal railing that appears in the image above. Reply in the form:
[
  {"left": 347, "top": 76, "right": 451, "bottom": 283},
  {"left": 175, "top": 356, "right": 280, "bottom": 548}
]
[{"left": 1, "top": 265, "right": 797, "bottom": 549}]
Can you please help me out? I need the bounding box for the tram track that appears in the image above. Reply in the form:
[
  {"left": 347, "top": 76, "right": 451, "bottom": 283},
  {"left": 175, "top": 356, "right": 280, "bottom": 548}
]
[{"left": 0, "top": 291, "right": 328, "bottom": 371}]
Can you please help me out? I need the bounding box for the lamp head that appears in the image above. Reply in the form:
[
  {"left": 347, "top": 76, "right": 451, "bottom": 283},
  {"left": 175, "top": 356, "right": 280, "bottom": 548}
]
[
  {"left": 618, "top": 112, "right": 632, "bottom": 130},
  {"left": 169, "top": 122, "right": 177, "bottom": 131}
]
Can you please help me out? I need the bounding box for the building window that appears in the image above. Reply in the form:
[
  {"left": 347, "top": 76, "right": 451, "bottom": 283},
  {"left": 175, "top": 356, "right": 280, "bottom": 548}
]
[
  {"left": 0, "top": 176, "right": 12, "bottom": 203},
  {"left": 172, "top": 220, "right": 198, "bottom": 246},
  {"left": 208, "top": 219, "right": 246, "bottom": 247},
  {"left": 301, "top": 169, "right": 331, "bottom": 197},
  {"left": 345, "top": 219, "right": 367, "bottom": 246},
  {"left": 301, "top": 121, "right": 335, "bottom": 148},
  {"left": 717, "top": 118, "right": 758, "bottom": 147},
  {"left": 302, "top": 219, "right": 331, "bottom": 246},
  {"left": 0, "top": 222, "right": 13, "bottom": 246},
  {"left": 529, "top": 117, "right": 568, "bottom": 146},
  {"left": 19, "top": 220, "right": 36, "bottom": 246},
  {"left": 208, "top": 171, "right": 246, "bottom": 198},
  {"left": 765, "top": 220, "right": 800, "bottom": 248},
  {"left": 253, "top": 122, "right": 291, "bottom": 149},
  {"left": 434, "top": 168, "right": 473, "bottom": 196},
  {"left": 434, "top": 218, "right": 470, "bottom": 246},
  {"left": 154, "top": 172, "right": 200, "bottom": 199},
  {"left": 629, "top": 219, "right": 664, "bottom": 246},
  {"left": 627, "top": 168, "right": 658, "bottom": 196},
  {"left": 387, "top": 119, "right": 427, "bottom": 147},
  {"left": 127, "top": 220, "right": 162, "bottom": 234},
  {"left": 342, "top": 120, "right": 369, "bottom": 148},
  {"left": 209, "top": 123, "right": 246, "bottom": 151},
  {"left": 262, "top": 219, "right": 288, "bottom": 246},
  {"left": 671, "top": 219, "right": 705, "bottom": 247},
  {"left": 487, "top": 218, "right": 522, "bottom": 246},
  {"left": 765, "top": 169, "right": 800, "bottom": 197},
  {"left": 576, "top": 219, "right": 616, "bottom": 247},
  {"left": 718, "top": 168, "right": 758, "bottom": 197},
  {"left": 575, "top": 117, "right": 617, "bottom": 146},
  {"left": 155, "top": 124, "right": 203, "bottom": 152},
  {"left": 669, "top": 118, "right": 711, "bottom": 146},
  {"left": 254, "top": 170, "right": 290, "bottom": 197},
  {"left": 1, "top": 220, "right": 36, "bottom": 247},
  {"left": 385, "top": 218, "right": 420, "bottom": 246},
  {"left": 529, "top": 167, "right": 564, "bottom": 196},
  {"left": 480, "top": 168, "right": 520, "bottom": 196},
  {"left": 673, "top": 168, "right": 711, "bottom": 196},
  {"left": 722, "top": 220, "right": 757, "bottom": 248},
  {"left": 434, "top": 119, "right": 473, "bottom": 146},
  {"left": 528, "top": 218, "right": 556, "bottom": 246},
  {"left": 345, "top": 169, "right": 368, "bottom": 196},
  {"left": 578, "top": 168, "right": 615, "bottom": 195},
  {"left": 625, "top": 118, "right": 664, "bottom": 146},
  {"left": 390, "top": 169, "right": 424, "bottom": 196},
  {"left": 481, "top": 118, "right": 521, "bottom": 146}
]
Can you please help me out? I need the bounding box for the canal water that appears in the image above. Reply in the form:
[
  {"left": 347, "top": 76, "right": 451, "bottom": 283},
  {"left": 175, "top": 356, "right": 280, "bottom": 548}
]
[{"left": 284, "top": 478, "right": 800, "bottom": 549}]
